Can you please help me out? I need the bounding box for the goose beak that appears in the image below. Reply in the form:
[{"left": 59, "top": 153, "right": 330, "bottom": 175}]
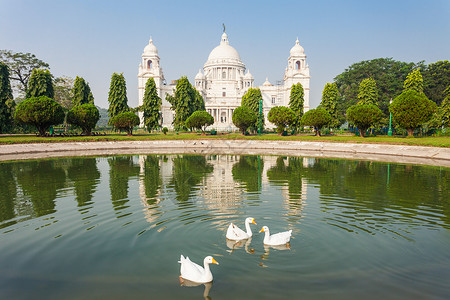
[
  {"left": 252, "top": 219, "right": 257, "bottom": 225},
  {"left": 259, "top": 227, "right": 264, "bottom": 232},
  {"left": 212, "top": 258, "right": 219, "bottom": 265}
]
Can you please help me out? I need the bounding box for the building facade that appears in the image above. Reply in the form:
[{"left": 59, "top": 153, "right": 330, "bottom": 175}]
[{"left": 138, "top": 31, "right": 310, "bottom": 130}]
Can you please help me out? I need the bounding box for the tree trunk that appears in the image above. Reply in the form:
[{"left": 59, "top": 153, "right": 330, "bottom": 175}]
[
  {"left": 359, "top": 128, "right": 365, "bottom": 137},
  {"left": 407, "top": 128, "right": 414, "bottom": 136}
]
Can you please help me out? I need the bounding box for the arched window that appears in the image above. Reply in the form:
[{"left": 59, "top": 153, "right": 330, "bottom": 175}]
[
  {"left": 147, "top": 60, "right": 153, "bottom": 69},
  {"left": 295, "top": 61, "right": 301, "bottom": 70}
]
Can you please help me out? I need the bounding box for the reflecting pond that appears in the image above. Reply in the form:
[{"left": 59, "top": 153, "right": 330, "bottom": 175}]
[{"left": 0, "top": 155, "right": 449, "bottom": 299}]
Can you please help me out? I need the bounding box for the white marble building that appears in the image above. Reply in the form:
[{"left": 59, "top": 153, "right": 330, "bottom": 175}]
[{"left": 138, "top": 31, "right": 310, "bottom": 130}]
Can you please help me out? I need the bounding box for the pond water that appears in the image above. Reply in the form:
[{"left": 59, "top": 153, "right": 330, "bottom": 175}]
[{"left": 0, "top": 154, "right": 449, "bottom": 300}]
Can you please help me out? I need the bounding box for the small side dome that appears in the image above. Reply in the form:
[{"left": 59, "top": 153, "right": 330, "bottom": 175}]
[
  {"left": 144, "top": 37, "right": 158, "bottom": 55},
  {"left": 290, "top": 38, "right": 304, "bottom": 56},
  {"left": 263, "top": 77, "right": 272, "bottom": 86},
  {"left": 195, "top": 69, "right": 205, "bottom": 80},
  {"left": 244, "top": 70, "right": 254, "bottom": 79}
]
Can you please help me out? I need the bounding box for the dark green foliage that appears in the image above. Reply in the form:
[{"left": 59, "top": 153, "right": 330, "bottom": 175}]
[
  {"left": 390, "top": 89, "right": 437, "bottom": 136},
  {"left": 422, "top": 60, "right": 450, "bottom": 106},
  {"left": 300, "top": 108, "right": 331, "bottom": 136},
  {"left": 241, "top": 87, "right": 264, "bottom": 129},
  {"left": 67, "top": 103, "right": 100, "bottom": 135},
  {"left": 107, "top": 73, "right": 129, "bottom": 125},
  {"left": 232, "top": 106, "right": 257, "bottom": 134},
  {"left": 0, "top": 62, "right": 13, "bottom": 133},
  {"left": 167, "top": 76, "right": 204, "bottom": 130},
  {"left": 334, "top": 58, "right": 421, "bottom": 116},
  {"left": 26, "top": 69, "right": 54, "bottom": 99},
  {"left": 289, "top": 83, "right": 304, "bottom": 130},
  {"left": 72, "top": 76, "right": 94, "bottom": 106},
  {"left": 403, "top": 69, "right": 423, "bottom": 94},
  {"left": 231, "top": 156, "right": 263, "bottom": 193},
  {"left": 110, "top": 111, "right": 140, "bottom": 135},
  {"left": 320, "top": 82, "right": 342, "bottom": 128},
  {"left": 14, "top": 96, "right": 64, "bottom": 136},
  {"left": 0, "top": 50, "right": 50, "bottom": 95},
  {"left": 357, "top": 78, "right": 378, "bottom": 105},
  {"left": 441, "top": 86, "right": 450, "bottom": 128},
  {"left": 185, "top": 110, "right": 214, "bottom": 134},
  {"left": 162, "top": 127, "right": 168, "bottom": 135},
  {"left": 143, "top": 77, "right": 162, "bottom": 131},
  {"left": 346, "top": 104, "right": 383, "bottom": 137},
  {"left": 267, "top": 106, "right": 296, "bottom": 134},
  {"left": 143, "top": 155, "right": 162, "bottom": 202}
]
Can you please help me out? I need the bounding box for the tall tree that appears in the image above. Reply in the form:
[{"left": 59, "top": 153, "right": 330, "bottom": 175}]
[
  {"left": 320, "top": 82, "right": 342, "bottom": 128},
  {"left": 241, "top": 87, "right": 264, "bottom": 129},
  {"left": 422, "top": 60, "right": 450, "bottom": 106},
  {"left": 166, "top": 76, "right": 199, "bottom": 129},
  {"left": 0, "top": 50, "right": 50, "bottom": 95},
  {"left": 334, "top": 58, "right": 421, "bottom": 115},
  {"left": 142, "top": 77, "right": 162, "bottom": 131},
  {"left": 289, "top": 83, "right": 304, "bottom": 130},
  {"left": 403, "top": 69, "right": 423, "bottom": 94},
  {"left": 0, "top": 62, "right": 14, "bottom": 133},
  {"left": 193, "top": 88, "right": 205, "bottom": 111},
  {"left": 107, "top": 72, "right": 128, "bottom": 125},
  {"left": 357, "top": 78, "right": 378, "bottom": 105},
  {"left": 439, "top": 86, "right": 450, "bottom": 128},
  {"left": 72, "top": 76, "right": 94, "bottom": 106},
  {"left": 53, "top": 76, "right": 74, "bottom": 110},
  {"left": 26, "top": 69, "right": 54, "bottom": 99}
]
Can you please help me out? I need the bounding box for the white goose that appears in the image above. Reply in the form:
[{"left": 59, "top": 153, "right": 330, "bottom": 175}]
[
  {"left": 179, "top": 255, "right": 219, "bottom": 283},
  {"left": 260, "top": 226, "right": 292, "bottom": 246},
  {"left": 226, "top": 217, "right": 257, "bottom": 241}
]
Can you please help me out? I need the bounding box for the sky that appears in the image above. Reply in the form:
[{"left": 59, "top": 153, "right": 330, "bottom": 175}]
[{"left": 1, "top": 0, "right": 449, "bottom": 109}]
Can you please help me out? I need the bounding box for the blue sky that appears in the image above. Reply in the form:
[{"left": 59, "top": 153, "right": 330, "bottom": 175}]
[{"left": 1, "top": 0, "right": 449, "bottom": 109}]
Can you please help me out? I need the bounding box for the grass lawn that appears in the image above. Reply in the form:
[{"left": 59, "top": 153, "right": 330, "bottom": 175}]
[{"left": 1, "top": 132, "right": 449, "bottom": 148}]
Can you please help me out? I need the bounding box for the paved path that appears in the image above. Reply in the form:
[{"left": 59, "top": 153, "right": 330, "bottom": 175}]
[{"left": 0, "top": 140, "right": 449, "bottom": 167}]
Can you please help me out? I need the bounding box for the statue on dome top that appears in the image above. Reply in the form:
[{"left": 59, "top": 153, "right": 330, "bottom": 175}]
[{"left": 222, "top": 23, "right": 226, "bottom": 33}]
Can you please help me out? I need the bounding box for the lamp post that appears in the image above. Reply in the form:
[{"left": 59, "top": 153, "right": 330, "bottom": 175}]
[
  {"left": 258, "top": 98, "right": 263, "bottom": 136},
  {"left": 388, "top": 98, "right": 393, "bottom": 136}
]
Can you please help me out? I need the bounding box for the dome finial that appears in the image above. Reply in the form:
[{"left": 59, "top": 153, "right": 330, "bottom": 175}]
[
  {"left": 150, "top": 36, "right": 153, "bottom": 43},
  {"left": 296, "top": 37, "right": 299, "bottom": 44},
  {"left": 222, "top": 23, "right": 226, "bottom": 33}
]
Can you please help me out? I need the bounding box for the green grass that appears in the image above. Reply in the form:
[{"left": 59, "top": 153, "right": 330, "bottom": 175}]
[{"left": 1, "top": 133, "right": 449, "bottom": 147}]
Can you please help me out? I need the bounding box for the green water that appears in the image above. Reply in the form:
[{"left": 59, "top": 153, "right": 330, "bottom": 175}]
[{"left": 0, "top": 155, "right": 449, "bottom": 300}]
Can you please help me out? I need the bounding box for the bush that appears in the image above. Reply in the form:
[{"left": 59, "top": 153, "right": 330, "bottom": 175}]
[
  {"left": 110, "top": 111, "right": 140, "bottom": 135},
  {"left": 268, "top": 106, "right": 296, "bottom": 134},
  {"left": 162, "top": 127, "right": 168, "bottom": 135},
  {"left": 67, "top": 103, "right": 100, "bottom": 136},
  {"left": 390, "top": 90, "right": 437, "bottom": 136},
  {"left": 232, "top": 106, "right": 257, "bottom": 135},
  {"left": 185, "top": 111, "right": 214, "bottom": 134},
  {"left": 346, "top": 104, "right": 382, "bottom": 137},
  {"left": 300, "top": 108, "right": 331, "bottom": 136},
  {"left": 14, "top": 96, "right": 65, "bottom": 136}
]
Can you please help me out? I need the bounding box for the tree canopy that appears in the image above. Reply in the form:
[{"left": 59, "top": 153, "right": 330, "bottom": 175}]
[
  {"left": 347, "top": 104, "right": 382, "bottom": 137},
  {"left": 422, "top": 60, "right": 450, "bottom": 106},
  {"left": 242, "top": 87, "right": 264, "bottom": 130},
  {"left": 107, "top": 73, "right": 129, "bottom": 125},
  {"left": 267, "top": 106, "right": 296, "bottom": 134},
  {"left": 53, "top": 76, "right": 74, "bottom": 110},
  {"left": 334, "top": 57, "right": 421, "bottom": 115},
  {"left": 67, "top": 103, "right": 100, "bottom": 136},
  {"left": 142, "top": 77, "right": 162, "bottom": 131},
  {"left": 357, "top": 78, "right": 378, "bottom": 105},
  {"left": 390, "top": 89, "right": 436, "bottom": 136},
  {"left": 0, "top": 50, "right": 50, "bottom": 95},
  {"left": 300, "top": 108, "right": 331, "bottom": 136},
  {"left": 110, "top": 111, "right": 140, "bottom": 135},
  {"left": 441, "top": 86, "right": 450, "bottom": 128},
  {"left": 166, "top": 76, "right": 204, "bottom": 130},
  {"left": 403, "top": 69, "right": 423, "bottom": 94},
  {"left": 232, "top": 106, "right": 257, "bottom": 135},
  {"left": 26, "top": 69, "right": 54, "bottom": 99},
  {"left": 14, "top": 96, "right": 64, "bottom": 136},
  {"left": 288, "top": 83, "right": 304, "bottom": 130},
  {"left": 185, "top": 110, "right": 214, "bottom": 134},
  {"left": 320, "top": 82, "right": 342, "bottom": 128},
  {"left": 72, "top": 76, "right": 94, "bottom": 106},
  {"left": 0, "top": 62, "right": 13, "bottom": 133}
]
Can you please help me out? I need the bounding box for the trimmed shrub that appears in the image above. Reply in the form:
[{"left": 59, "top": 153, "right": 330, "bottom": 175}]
[
  {"left": 232, "top": 106, "right": 257, "bottom": 135},
  {"left": 185, "top": 111, "right": 214, "bottom": 134},
  {"left": 67, "top": 103, "right": 100, "bottom": 136},
  {"left": 110, "top": 111, "right": 140, "bottom": 135},
  {"left": 300, "top": 108, "right": 331, "bottom": 136},
  {"left": 346, "top": 104, "right": 382, "bottom": 137},
  {"left": 267, "top": 106, "right": 296, "bottom": 134}
]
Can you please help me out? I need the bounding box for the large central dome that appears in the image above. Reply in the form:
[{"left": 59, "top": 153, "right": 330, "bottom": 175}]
[{"left": 206, "top": 32, "right": 242, "bottom": 64}]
